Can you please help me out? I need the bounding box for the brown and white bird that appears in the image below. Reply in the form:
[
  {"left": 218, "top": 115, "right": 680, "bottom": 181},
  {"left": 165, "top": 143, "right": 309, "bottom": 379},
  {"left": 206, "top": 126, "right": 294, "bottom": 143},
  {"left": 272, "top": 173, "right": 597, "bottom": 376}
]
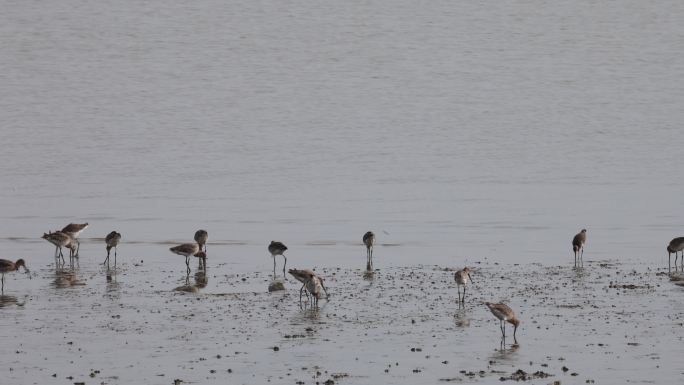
[
  {"left": 42, "top": 231, "right": 74, "bottom": 263},
  {"left": 104, "top": 231, "right": 122, "bottom": 268},
  {"left": 0, "top": 259, "right": 30, "bottom": 294},
  {"left": 61, "top": 223, "right": 89, "bottom": 256},
  {"left": 667, "top": 237, "right": 684, "bottom": 272},
  {"left": 485, "top": 302, "right": 520, "bottom": 343},
  {"left": 194, "top": 230, "right": 208, "bottom": 252},
  {"left": 288, "top": 268, "right": 329, "bottom": 305},
  {"left": 454, "top": 267, "right": 474, "bottom": 304},
  {"left": 268, "top": 241, "right": 288, "bottom": 278},
  {"left": 363, "top": 231, "right": 375, "bottom": 270},
  {"left": 170, "top": 243, "right": 200, "bottom": 274},
  {"left": 572, "top": 229, "right": 587, "bottom": 267},
  {"left": 194, "top": 251, "right": 207, "bottom": 271}
]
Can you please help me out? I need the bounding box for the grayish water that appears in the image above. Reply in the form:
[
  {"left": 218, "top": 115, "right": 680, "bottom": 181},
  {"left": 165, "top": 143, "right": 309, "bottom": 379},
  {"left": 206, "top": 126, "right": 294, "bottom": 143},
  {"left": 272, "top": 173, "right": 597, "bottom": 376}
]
[{"left": 1, "top": 0, "right": 683, "bottom": 383}]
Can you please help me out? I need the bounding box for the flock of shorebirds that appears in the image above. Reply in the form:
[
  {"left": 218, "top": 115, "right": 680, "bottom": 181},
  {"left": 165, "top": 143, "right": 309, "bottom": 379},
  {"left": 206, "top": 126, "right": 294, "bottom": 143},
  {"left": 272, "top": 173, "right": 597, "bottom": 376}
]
[{"left": 1, "top": 223, "right": 684, "bottom": 344}]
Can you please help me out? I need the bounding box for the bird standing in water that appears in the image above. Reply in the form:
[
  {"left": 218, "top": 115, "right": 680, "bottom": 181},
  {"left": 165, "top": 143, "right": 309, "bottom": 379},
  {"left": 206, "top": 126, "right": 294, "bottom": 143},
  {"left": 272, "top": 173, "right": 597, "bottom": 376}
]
[
  {"left": 170, "top": 243, "right": 200, "bottom": 275},
  {"left": 363, "top": 231, "right": 375, "bottom": 270},
  {"left": 485, "top": 302, "right": 520, "bottom": 344},
  {"left": 288, "top": 268, "right": 329, "bottom": 305},
  {"left": 268, "top": 241, "right": 288, "bottom": 278},
  {"left": 104, "top": 231, "right": 122, "bottom": 268},
  {"left": 0, "top": 259, "right": 30, "bottom": 294},
  {"left": 572, "top": 229, "right": 587, "bottom": 267},
  {"left": 454, "top": 267, "right": 474, "bottom": 304},
  {"left": 667, "top": 237, "right": 684, "bottom": 273},
  {"left": 194, "top": 230, "right": 208, "bottom": 252},
  {"left": 61, "top": 222, "right": 89, "bottom": 256}
]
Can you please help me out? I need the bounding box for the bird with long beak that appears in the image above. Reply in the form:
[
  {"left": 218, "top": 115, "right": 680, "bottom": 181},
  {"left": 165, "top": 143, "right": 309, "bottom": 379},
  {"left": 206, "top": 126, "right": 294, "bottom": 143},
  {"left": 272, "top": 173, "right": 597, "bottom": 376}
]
[
  {"left": 667, "top": 237, "right": 684, "bottom": 272},
  {"left": 484, "top": 302, "right": 520, "bottom": 343},
  {"left": 454, "top": 267, "right": 474, "bottom": 304},
  {"left": 287, "top": 268, "right": 329, "bottom": 306},
  {"left": 0, "top": 259, "right": 31, "bottom": 294}
]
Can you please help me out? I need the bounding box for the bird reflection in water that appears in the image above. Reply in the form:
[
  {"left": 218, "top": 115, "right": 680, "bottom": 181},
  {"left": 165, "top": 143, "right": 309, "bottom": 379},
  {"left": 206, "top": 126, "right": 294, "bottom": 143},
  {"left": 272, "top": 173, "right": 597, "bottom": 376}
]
[
  {"left": 0, "top": 295, "right": 19, "bottom": 308},
  {"left": 52, "top": 266, "right": 85, "bottom": 288},
  {"left": 454, "top": 308, "right": 471, "bottom": 328},
  {"left": 194, "top": 270, "right": 208, "bottom": 289}
]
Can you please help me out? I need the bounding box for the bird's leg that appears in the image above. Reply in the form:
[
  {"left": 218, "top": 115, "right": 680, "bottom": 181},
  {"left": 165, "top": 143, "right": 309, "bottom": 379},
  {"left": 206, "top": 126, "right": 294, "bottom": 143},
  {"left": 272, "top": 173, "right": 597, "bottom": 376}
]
[
  {"left": 76, "top": 239, "right": 80, "bottom": 256},
  {"left": 299, "top": 283, "right": 305, "bottom": 306},
  {"left": 675, "top": 253, "right": 679, "bottom": 272},
  {"left": 669, "top": 252, "right": 672, "bottom": 273},
  {"left": 273, "top": 257, "right": 277, "bottom": 279},
  {"left": 104, "top": 248, "right": 110, "bottom": 266},
  {"left": 186, "top": 256, "right": 190, "bottom": 275},
  {"left": 1, "top": 275, "right": 4, "bottom": 293},
  {"left": 463, "top": 285, "right": 467, "bottom": 303},
  {"left": 114, "top": 247, "right": 117, "bottom": 270},
  {"left": 282, "top": 255, "right": 287, "bottom": 279}
]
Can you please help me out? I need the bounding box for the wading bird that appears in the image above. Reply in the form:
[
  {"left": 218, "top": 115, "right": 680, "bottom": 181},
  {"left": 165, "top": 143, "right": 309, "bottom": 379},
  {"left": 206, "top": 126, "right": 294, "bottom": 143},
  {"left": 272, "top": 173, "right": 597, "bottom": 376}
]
[
  {"left": 572, "top": 229, "right": 587, "bottom": 267},
  {"left": 194, "top": 230, "right": 208, "bottom": 252},
  {"left": 363, "top": 231, "right": 375, "bottom": 270},
  {"left": 667, "top": 237, "right": 684, "bottom": 272},
  {"left": 485, "top": 302, "right": 520, "bottom": 343},
  {"left": 268, "top": 241, "right": 288, "bottom": 278},
  {"left": 288, "top": 268, "right": 329, "bottom": 305},
  {"left": 0, "top": 259, "right": 30, "bottom": 294},
  {"left": 454, "top": 267, "right": 474, "bottom": 304},
  {"left": 42, "top": 231, "right": 74, "bottom": 263},
  {"left": 61, "top": 223, "right": 89, "bottom": 256},
  {"left": 170, "top": 243, "right": 200, "bottom": 274},
  {"left": 104, "top": 231, "right": 122, "bottom": 268},
  {"left": 195, "top": 251, "right": 207, "bottom": 270}
]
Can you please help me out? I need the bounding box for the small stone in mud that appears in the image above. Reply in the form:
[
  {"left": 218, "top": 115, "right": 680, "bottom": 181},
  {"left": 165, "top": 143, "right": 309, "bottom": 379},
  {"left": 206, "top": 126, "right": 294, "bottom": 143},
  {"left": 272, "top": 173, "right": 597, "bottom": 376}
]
[
  {"left": 562, "top": 366, "right": 569, "bottom": 372},
  {"left": 174, "top": 380, "right": 183, "bottom": 385},
  {"left": 273, "top": 346, "right": 280, "bottom": 351},
  {"left": 268, "top": 281, "right": 285, "bottom": 292}
]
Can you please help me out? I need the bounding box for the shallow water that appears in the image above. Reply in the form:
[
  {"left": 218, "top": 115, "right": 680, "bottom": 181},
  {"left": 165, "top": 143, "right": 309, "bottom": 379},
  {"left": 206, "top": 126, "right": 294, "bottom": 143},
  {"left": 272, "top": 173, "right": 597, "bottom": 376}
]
[
  {"left": 1, "top": 251, "right": 683, "bottom": 385},
  {"left": 1, "top": 0, "right": 684, "bottom": 383}
]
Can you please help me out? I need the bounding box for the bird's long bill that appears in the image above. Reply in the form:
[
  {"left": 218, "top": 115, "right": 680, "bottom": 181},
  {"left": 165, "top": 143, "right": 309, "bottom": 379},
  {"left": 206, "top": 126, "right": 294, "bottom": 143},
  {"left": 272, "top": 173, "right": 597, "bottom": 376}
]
[
  {"left": 468, "top": 273, "right": 474, "bottom": 284},
  {"left": 321, "top": 282, "right": 330, "bottom": 299}
]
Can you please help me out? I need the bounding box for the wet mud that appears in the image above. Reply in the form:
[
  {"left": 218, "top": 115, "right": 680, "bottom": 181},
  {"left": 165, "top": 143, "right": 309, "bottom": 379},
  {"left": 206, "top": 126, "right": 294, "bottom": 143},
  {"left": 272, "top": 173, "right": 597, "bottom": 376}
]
[{"left": 1, "top": 255, "right": 683, "bottom": 385}]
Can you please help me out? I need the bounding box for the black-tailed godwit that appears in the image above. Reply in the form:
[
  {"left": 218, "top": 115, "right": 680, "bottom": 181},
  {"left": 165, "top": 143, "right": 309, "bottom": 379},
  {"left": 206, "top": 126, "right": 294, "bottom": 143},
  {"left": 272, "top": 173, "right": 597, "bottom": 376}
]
[
  {"left": 268, "top": 241, "right": 288, "bottom": 278},
  {"left": 572, "top": 229, "right": 587, "bottom": 267}
]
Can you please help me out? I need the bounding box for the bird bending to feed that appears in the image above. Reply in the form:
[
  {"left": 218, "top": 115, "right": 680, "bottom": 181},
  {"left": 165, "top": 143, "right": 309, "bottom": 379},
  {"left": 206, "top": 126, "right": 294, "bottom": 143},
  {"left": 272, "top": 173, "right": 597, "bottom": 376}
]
[
  {"left": 363, "top": 231, "right": 375, "bottom": 270},
  {"left": 0, "top": 259, "right": 30, "bottom": 293},
  {"left": 268, "top": 241, "right": 288, "bottom": 278},
  {"left": 454, "top": 267, "right": 474, "bottom": 304},
  {"left": 288, "top": 268, "right": 329, "bottom": 305},
  {"left": 195, "top": 251, "right": 207, "bottom": 270},
  {"left": 104, "top": 231, "right": 122, "bottom": 268},
  {"left": 170, "top": 243, "right": 200, "bottom": 274},
  {"left": 61, "top": 223, "right": 89, "bottom": 256},
  {"left": 42, "top": 231, "right": 75, "bottom": 263},
  {"left": 572, "top": 229, "right": 587, "bottom": 267},
  {"left": 194, "top": 229, "right": 208, "bottom": 252},
  {"left": 305, "top": 275, "right": 324, "bottom": 308},
  {"left": 485, "top": 302, "right": 520, "bottom": 343},
  {"left": 667, "top": 237, "right": 684, "bottom": 272}
]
